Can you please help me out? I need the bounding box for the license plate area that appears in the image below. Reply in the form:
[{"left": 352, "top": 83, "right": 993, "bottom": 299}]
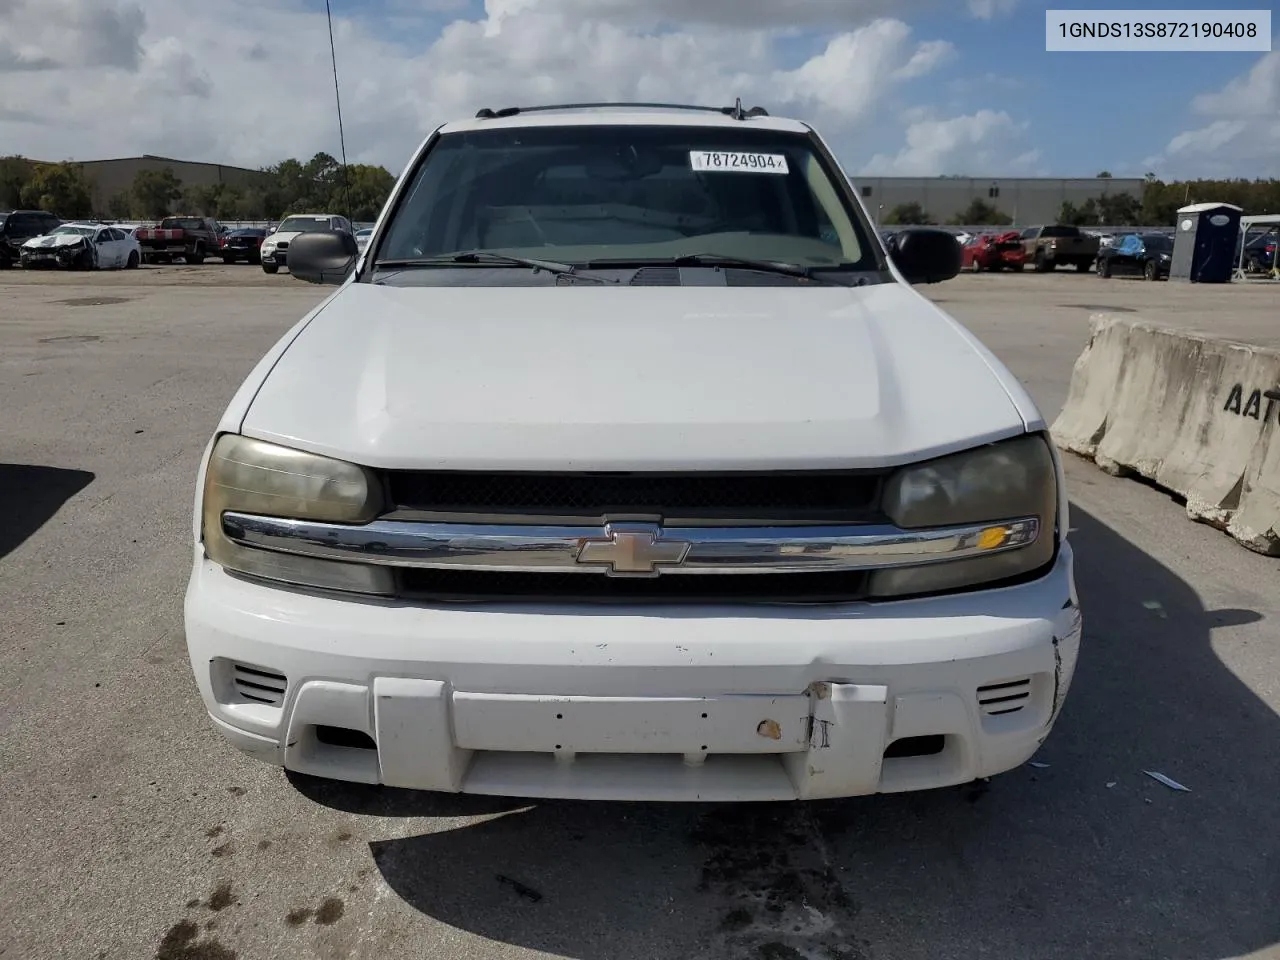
[{"left": 451, "top": 692, "right": 811, "bottom": 755}]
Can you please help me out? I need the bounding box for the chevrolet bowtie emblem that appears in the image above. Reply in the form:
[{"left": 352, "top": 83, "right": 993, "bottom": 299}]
[{"left": 576, "top": 524, "right": 690, "bottom": 576}]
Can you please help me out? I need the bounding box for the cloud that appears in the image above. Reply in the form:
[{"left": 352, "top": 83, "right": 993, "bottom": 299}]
[
  {"left": 1148, "top": 51, "right": 1280, "bottom": 177},
  {"left": 0, "top": 0, "right": 145, "bottom": 71},
  {"left": 0, "top": 1, "right": 954, "bottom": 170},
  {"left": 860, "top": 109, "right": 1042, "bottom": 176},
  {"left": 485, "top": 0, "right": 1013, "bottom": 28},
  {"left": 966, "top": 0, "right": 1018, "bottom": 19}
]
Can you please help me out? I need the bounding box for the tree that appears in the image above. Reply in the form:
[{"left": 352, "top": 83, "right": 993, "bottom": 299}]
[
  {"left": 1098, "top": 191, "right": 1141, "bottom": 226},
  {"left": 132, "top": 167, "right": 183, "bottom": 219},
  {"left": 106, "top": 191, "right": 134, "bottom": 219},
  {"left": 1058, "top": 199, "right": 1097, "bottom": 226},
  {"left": 20, "top": 162, "right": 94, "bottom": 218},
  {"left": 0, "top": 155, "right": 32, "bottom": 208},
  {"left": 882, "top": 201, "right": 934, "bottom": 225},
  {"left": 948, "top": 198, "right": 1011, "bottom": 226},
  {"left": 342, "top": 163, "right": 396, "bottom": 221},
  {"left": 1096, "top": 171, "right": 1113, "bottom": 179}
]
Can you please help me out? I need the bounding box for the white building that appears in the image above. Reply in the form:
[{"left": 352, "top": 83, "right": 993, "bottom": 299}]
[{"left": 852, "top": 177, "right": 1147, "bottom": 226}]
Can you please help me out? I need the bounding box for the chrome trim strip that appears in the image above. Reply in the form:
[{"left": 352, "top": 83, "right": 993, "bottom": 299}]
[{"left": 223, "top": 513, "right": 1040, "bottom": 576}]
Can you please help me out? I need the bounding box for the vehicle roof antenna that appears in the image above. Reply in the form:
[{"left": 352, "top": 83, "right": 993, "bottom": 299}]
[
  {"left": 733, "top": 97, "right": 745, "bottom": 121},
  {"left": 324, "top": 0, "right": 353, "bottom": 223}
]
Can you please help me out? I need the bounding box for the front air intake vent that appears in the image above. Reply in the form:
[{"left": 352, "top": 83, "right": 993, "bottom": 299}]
[
  {"left": 629, "top": 266, "right": 681, "bottom": 286},
  {"left": 231, "top": 663, "right": 287, "bottom": 706},
  {"left": 977, "top": 678, "right": 1032, "bottom": 716}
]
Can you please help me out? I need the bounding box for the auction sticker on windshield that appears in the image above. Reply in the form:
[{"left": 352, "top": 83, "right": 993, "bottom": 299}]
[{"left": 690, "top": 151, "right": 789, "bottom": 174}]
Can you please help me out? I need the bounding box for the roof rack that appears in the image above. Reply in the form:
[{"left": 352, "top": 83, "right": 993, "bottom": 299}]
[{"left": 474, "top": 99, "right": 769, "bottom": 121}]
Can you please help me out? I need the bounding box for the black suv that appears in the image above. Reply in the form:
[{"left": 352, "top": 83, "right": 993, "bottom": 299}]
[{"left": 0, "top": 210, "right": 63, "bottom": 267}]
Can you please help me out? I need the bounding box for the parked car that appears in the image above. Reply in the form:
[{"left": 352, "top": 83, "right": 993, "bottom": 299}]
[
  {"left": 0, "top": 209, "right": 62, "bottom": 267},
  {"left": 1019, "top": 224, "right": 1098, "bottom": 272},
  {"left": 1240, "top": 231, "right": 1278, "bottom": 272},
  {"left": 961, "top": 231, "right": 1026, "bottom": 272},
  {"left": 184, "top": 102, "right": 1080, "bottom": 804},
  {"left": 260, "top": 214, "right": 353, "bottom": 274},
  {"left": 1096, "top": 232, "right": 1173, "bottom": 281},
  {"left": 135, "top": 216, "right": 222, "bottom": 264},
  {"left": 220, "top": 228, "right": 268, "bottom": 264},
  {"left": 355, "top": 227, "right": 373, "bottom": 255},
  {"left": 19, "top": 221, "right": 141, "bottom": 270}
]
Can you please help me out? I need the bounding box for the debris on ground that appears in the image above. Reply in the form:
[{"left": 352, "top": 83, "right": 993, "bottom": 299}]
[{"left": 1144, "top": 771, "right": 1191, "bottom": 792}]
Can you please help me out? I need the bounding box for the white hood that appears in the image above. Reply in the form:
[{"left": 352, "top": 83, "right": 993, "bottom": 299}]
[
  {"left": 23, "top": 233, "right": 86, "bottom": 249},
  {"left": 239, "top": 283, "right": 1031, "bottom": 471},
  {"left": 264, "top": 231, "right": 304, "bottom": 246}
]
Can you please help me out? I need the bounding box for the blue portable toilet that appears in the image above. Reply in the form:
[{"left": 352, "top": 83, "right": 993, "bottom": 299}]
[{"left": 1170, "top": 202, "right": 1242, "bottom": 283}]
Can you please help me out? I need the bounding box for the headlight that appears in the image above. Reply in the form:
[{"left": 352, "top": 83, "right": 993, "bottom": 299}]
[
  {"left": 200, "top": 434, "right": 392, "bottom": 594},
  {"left": 870, "top": 433, "right": 1058, "bottom": 597}
]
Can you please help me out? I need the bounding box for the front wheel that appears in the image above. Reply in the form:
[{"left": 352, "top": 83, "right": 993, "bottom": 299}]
[
  {"left": 1098, "top": 258, "right": 1111, "bottom": 278},
  {"left": 126, "top": 251, "right": 139, "bottom": 269},
  {"left": 1033, "top": 250, "right": 1049, "bottom": 272},
  {"left": 1075, "top": 261, "right": 1092, "bottom": 272},
  {"left": 1144, "top": 260, "right": 1158, "bottom": 281},
  {"left": 222, "top": 256, "right": 235, "bottom": 265},
  {"left": 187, "top": 246, "right": 205, "bottom": 265},
  {"left": 262, "top": 263, "right": 279, "bottom": 274}
]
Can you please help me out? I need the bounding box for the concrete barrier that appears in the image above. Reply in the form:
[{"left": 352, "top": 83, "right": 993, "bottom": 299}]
[{"left": 1051, "top": 313, "right": 1280, "bottom": 555}]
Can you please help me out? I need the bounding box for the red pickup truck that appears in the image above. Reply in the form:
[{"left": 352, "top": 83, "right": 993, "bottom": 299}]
[{"left": 135, "top": 216, "right": 221, "bottom": 264}]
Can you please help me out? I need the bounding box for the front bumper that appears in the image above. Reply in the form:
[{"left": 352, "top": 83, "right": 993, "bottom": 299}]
[
  {"left": 21, "top": 246, "right": 85, "bottom": 267},
  {"left": 185, "top": 543, "right": 1081, "bottom": 802},
  {"left": 261, "top": 249, "right": 286, "bottom": 265}
]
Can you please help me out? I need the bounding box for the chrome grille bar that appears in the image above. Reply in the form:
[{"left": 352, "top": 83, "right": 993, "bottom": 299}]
[{"left": 223, "top": 513, "right": 1039, "bottom": 577}]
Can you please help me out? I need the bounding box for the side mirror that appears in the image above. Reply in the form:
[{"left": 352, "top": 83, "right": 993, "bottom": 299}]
[
  {"left": 886, "top": 227, "right": 962, "bottom": 284},
  {"left": 288, "top": 230, "right": 357, "bottom": 285}
]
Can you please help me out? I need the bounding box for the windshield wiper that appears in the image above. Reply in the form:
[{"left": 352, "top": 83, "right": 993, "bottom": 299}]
[
  {"left": 584, "top": 253, "right": 854, "bottom": 285},
  {"left": 372, "top": 251, "right": 618, "bottom": 283}
]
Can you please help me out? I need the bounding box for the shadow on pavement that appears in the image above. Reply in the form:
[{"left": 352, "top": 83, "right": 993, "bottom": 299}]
[
  {"left": 299, "top": 503, "right": 1279, "bottom": 960},
  {"left": 0, "top": 463, "right": 94, "bottom": 559}
]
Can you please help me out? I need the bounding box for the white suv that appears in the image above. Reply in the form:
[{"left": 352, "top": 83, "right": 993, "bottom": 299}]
[
  {"left": 260, "top": 213, "right": 352, "bottom": 274},
  {"left": 185, "top": 102, "right": 1080, "bottom": 802}
]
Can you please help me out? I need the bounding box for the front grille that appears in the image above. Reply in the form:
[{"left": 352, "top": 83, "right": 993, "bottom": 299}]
[
  {"left": 276, "top": 241, "right": 290, "bottom": 251},
  {"left": 384, "top": 470, "right": 883, "bottom": 523},
  {"left": 398, "top": 568, "right": 869, "bottom": 604}
]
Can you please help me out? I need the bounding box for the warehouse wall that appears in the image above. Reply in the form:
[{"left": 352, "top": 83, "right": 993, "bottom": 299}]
[{"left": 851, "top": 177, "right": 1146, "bottom": 225}]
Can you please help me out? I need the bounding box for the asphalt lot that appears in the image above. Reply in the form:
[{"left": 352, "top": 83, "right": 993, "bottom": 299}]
[{"left": 2, "top": 263, "right": 1278, "bottom": 960}]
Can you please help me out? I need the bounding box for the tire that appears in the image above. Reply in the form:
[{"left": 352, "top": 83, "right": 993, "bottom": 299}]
[
  {"left": 1012, "top": 262, "right": 1025, "bottom": 271},
  {"left": 126, "top": 251, "right": 139, "bottom": 270},
  {"left": 262, "top": 263, "right": 279, "bottom": 274},
  {"left": 1033, "top": 250, "right": 1049, "bottom": 272},
  {"left": 222, "top": 256, "right": 235, "bottom": 265},
  {"left": 249, "top": 252, "right": 260, "bottom": 265},
  {"left": 1144, "top": 260, "right": 1158, "bottom": 281},
  {"left": 1098, "top": 257, "right": 1111, "bottom": 278},
  {"left": 968, "top": 258, "right": 982, "bottom": 273},
  {"left": 1075, "top": 261, "right": 1092, "bottom": 272},
  {"left": 187, "top": 246, "right": 205, "bottom": 265}
]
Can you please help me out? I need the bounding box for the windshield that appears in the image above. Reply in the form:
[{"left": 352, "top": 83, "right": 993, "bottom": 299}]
[
  {"left": 1040, "top": 225, "right": 1081, "bottom": 239},
  {"left": 160, "top": 218, "right": 205, "bottom": 230},
  {"left": 50, "top": 225, "right": 96, "bottom": 237},
  {"left": 376, "top": 124, "right": 876, "bottom": 274},
  {"left": 278, "top": 217, "right": 333, "bottom": 234}
]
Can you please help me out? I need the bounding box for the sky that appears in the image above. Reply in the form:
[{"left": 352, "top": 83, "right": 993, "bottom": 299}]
[{"left": 0, "top": 0, "right": 1276, "bottom": 180}]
